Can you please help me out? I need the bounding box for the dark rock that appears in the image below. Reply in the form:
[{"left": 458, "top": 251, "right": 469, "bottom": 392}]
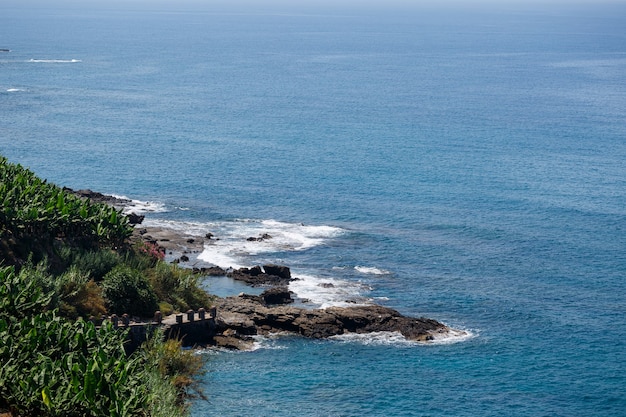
[
  {"left": 263, "top": 264, "right": 291, "bottom": 280},
  {"left": 186, "top": 238, "right": 195, "bottom": 244},
  {"left": 249, "top": 265, "right": 262, "bottom": 276},
  {"left": 212, "top": 296, "right": 453, "bottom": 346},
  {"left": 205, "top": 233, "right": 214, "bottom": 239},
  {"left": 261, "top": 287, "right": 294, "bottom": 305},
  {"left": 247, "top": 233, "right": 272, "bottom": 242},
  {"left": 65, "top": 188, "right": 131, "bottom": 206},
  {"left": 180, "top": 255, "right": 189, "bottom": 262},
  {"left": 212, "top": 333, "right": 254, "bottom": 350},
  {"left": 127, "top": 212, "right": 145, "bottom": 225},
  {"left": 228, "top": 265, "right": 292, "bottom": 286},
  {"left": 193, "top": 266, "right": 227, "bottom": 276},
  {"left": 319, "top": 282, "right": 335, "bottom": 288}
]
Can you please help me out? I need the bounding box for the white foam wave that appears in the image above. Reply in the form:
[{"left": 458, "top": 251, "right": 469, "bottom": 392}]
[
  {"left": 258, "top": 219, "right": 343, "bottom": 251},
  {"left": 355, "top": 266, "right": 390, "bottom": 275},
  {"left": 194, "top": 219, "right": 344, "bottom": 269},
  {"left": 111, "top": 195, "right": 168, "bottom": 214},
  {"left": 289, "top": 273, "right": 372, "bottom": 308},
  {"left": 143, "top": 218, "right": 215, "bottom": 235},
  {"left": 330, "top": 331, "right": 418, "bottom": 346},
  {"left": 198, "top": 245, "right": 246, "bottom": 270},
  {"left": 426, "top": 328, "right": 476, "bottom": 345},
  {"left": 140, "top": 217, "right": 343, "bottom": 270},
  {"left": 28, "top": 58, "right": 81, "bottom": 63},
  {"left": 6, "top": 88, "right": 24, "bottom": 92},
  {"left": 248, "top": 334, "right": 291, "bottom": 351},
  {"left": 330, "top": 328, "right": 475, "bottom": 347}
]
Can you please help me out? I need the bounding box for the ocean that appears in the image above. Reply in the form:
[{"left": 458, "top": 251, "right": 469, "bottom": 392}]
[{"left": 1, "top": 1, "right": 626, "bottom": 415}]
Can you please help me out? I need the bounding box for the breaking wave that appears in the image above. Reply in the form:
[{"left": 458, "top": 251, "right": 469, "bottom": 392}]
[
  {"left": 194, "top": 218, "right": 344, "bottom": 269},
  {"left": 330, "top": 328, "right": 475, "bottom": 346},
  {"left": 112, "top": 195, "right": 168, "bottom": 215},
  {"left": 288, "top": 273, "right": 372, "bottom": 308},
  {"left": 355, "top": 265, "right": 390, "bottom": 275},
  {"left": 28, "top": 58, "right": 82, "bottom": 63}
]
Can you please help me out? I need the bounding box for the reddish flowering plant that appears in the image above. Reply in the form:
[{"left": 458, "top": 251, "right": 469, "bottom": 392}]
[{"left": 138, "top": 241, "right": 165, "bottom": 261}]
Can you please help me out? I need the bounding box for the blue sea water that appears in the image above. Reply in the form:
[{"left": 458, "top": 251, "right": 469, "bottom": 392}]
[{"left": 2, "top": 1, "right": 626, "bottom": 415}]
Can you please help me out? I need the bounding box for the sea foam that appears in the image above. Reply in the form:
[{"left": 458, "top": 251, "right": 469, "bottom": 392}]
[
  {"left": 28, "top": 58, "right": 81, "bottom": 63},
  {"left": 140, "top": 216, "right": 344, "bottom": 276},
  {"left": 330, "top": 328, "right": 475, "bottom": 347},
  {"left": 113, "top": 195, "right": 168, "bottom": 215},
  {"left": 355, "top": 265, "right": 390, "bottom": 275},
  {"left": 196, "top": 219, "right": 344, "bottom": 269},
  {"left": 425, "top": 328, "right": 476, "bottom": 345},
  {"left": 288, "top": 273, "right": 372, "bottom": 308}
]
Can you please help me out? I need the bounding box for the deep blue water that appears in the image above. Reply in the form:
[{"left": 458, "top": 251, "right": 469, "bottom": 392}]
[{"left": 2, "top": 2, "right": 626, "bottom": 416}]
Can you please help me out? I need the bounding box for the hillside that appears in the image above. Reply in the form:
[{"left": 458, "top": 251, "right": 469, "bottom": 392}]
[{"left": 0, "top": 155, "right": 209, "bottom": 416}]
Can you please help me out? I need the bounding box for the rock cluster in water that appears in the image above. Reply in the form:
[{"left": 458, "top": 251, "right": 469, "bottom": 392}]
[{"left": 210, "top": 288, "right": 450, "bottom": 350}]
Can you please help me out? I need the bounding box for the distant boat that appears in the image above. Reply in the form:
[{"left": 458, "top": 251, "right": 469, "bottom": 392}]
[{"left": 0, "top": 49, "right": 10, "bottom": 52}]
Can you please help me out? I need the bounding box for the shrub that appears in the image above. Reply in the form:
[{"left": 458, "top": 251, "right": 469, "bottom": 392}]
[
  {"left": 137, "top": 241, "right": 165, "bottom": 262},
  {"left": 57, "top": 266, "right": 107, "bottom": 319},
  {"left": 147, "top": 262, "right": 212, "bottom": 313},
  {"left": 158, "top": 301, "right": 175, "bottom": 316},
  {"left": 143, "top": 335, "right": 205, "bottom": 405},
  {"left": 69, "top": 248, "right": 122, "bottom": 282},
  {"left": 102, "top": 265, "right": 158, "bottom": 317}
]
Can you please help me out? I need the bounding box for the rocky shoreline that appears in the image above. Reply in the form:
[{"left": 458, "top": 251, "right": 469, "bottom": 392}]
[
  {"left": 210, "top": 288, "right": 452, "bottom": 350},
  {"left": 72, "top": 188, "right": 463, "bottom": 349}
]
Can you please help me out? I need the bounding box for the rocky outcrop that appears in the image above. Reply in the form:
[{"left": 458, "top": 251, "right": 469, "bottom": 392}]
[
  {"left": 227, "top": 264, "right": 293, "bottom": 286},
  {"left": 260, "top": 287, "right": 294, "bottom": 305},
  {"left": 65, "top": 188, "right": 130, "bottom": 206},
  {"left": 126, "top": 212, "right": 145, "bottom": 225},
  {"left": 262, "top": 264, "right": 291, "bottom": 280},
  {"left": 211, "top": 294, "right": 451, "bottom": 346},
  {"left": 193, "top": 266, "right": 227, "bottom": 276},
  {"left": 65, "top": 188, "right": 145, "bottom": 224}
]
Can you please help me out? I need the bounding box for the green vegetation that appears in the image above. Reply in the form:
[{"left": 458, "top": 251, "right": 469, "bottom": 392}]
[
  {"left": 0, "top": 156, "right": 212, "bottom": 416},
  {"left": 0, "top": 156, "right": 131, "bottom": 251}
]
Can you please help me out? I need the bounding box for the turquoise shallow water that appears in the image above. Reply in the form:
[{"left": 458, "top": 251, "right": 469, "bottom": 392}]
[{"left": 1, "top": 2, "right": 626, "bottom": 415}]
